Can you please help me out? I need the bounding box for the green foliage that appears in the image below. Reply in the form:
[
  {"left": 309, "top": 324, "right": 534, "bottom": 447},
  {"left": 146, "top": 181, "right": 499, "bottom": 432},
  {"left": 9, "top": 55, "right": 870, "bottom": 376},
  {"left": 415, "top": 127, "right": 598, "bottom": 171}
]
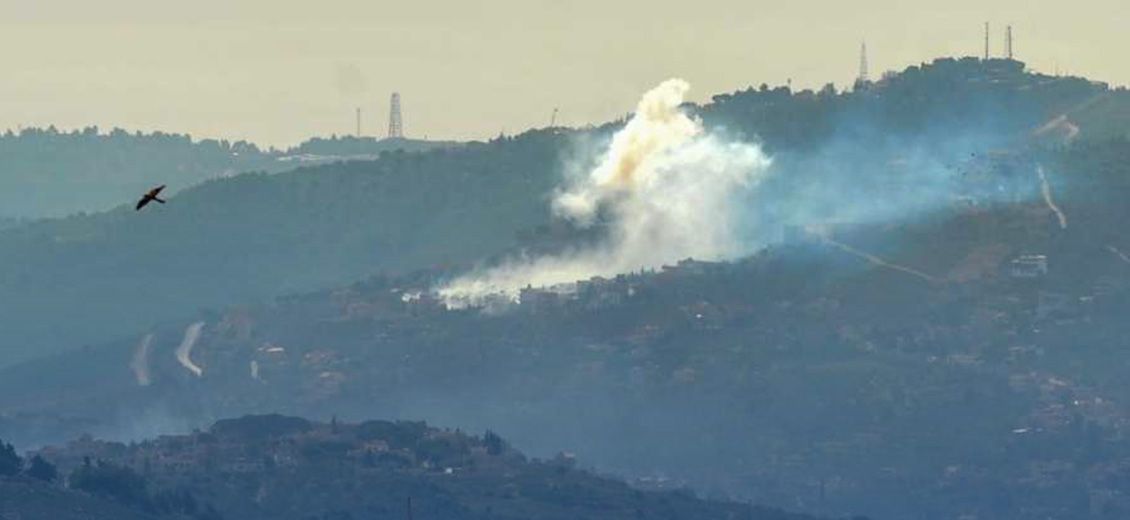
[
  {"left": 211, "top": 414, "right": 313, "bottom": 440},
  {"left": 0, "top": 127, "right": 277, "bottom": 219},
  {"left": 5, "top": 59, "right": 1129, "bottom": 371},
  {"left": 0, "top": 127, "right": 458, "bottom": 220},
  {"left": 0, "top": 439, "right": 21, "bottom": 476},
  {"left": 25, "top": 454, "right": 58, "bottom": 482},
  {"left": 483, "top": 430, "right": 506, "bottom": 456},
  {"left": 288, "top": 136, "right": 455, "bottom": 157},
  {"left": 357, "top": 420, "right": 429, "bottom": 449},
  {"left": 0, "top": 131, "right": 563, "bottom": 367},
  {"left": 414, "top": 436, "right": 470, "bottom": 466},
  {"left": 35, "top": 416, "right": 824, "bottom": 520},
  {"left": 69, "top": 459, "right": 151, "bottom": 507}
]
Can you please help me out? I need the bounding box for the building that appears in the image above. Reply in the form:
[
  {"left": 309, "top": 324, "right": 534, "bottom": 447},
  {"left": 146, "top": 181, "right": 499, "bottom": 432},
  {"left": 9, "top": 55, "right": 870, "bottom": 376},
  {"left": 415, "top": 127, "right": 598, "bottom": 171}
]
[{"left": 1010, "top": 254, "right": 1048, "bottom": 278}]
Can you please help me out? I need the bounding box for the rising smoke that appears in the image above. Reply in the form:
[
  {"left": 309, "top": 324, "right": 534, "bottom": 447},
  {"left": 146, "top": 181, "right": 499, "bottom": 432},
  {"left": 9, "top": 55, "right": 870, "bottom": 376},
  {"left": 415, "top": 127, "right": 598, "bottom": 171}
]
[
  {"left": 130, "top": 333, "right": 154, "bottom": 387},
  {"left": 439, "top": 79, "right": 771, "bottom": 306},
  {"left": 174, "top": 321, "right": 206, "bottom": 378},
  {"left": 1037, "top": 166, "right": 1068, "bottom": 230},
  {"left": 438, "top": 77, "right": 1049, "bottom": 307}
]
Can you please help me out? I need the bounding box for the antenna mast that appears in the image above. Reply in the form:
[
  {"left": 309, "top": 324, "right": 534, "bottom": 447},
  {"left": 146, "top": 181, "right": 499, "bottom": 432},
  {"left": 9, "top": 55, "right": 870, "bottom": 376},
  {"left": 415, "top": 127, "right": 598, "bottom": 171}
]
[
  {"left": 984, "top": 22, "right": 990, "bottom": 60},
  {"left": 355, "top": 107, "right": 362, "bottom": 137},
  {"left": 387, "top": 92, "right": 404, "bottom": 139},
  {"left": 1006, "top": 25, "right": 1014, "bottom": 60},
  {"left": 858, "top": 41, "right": 870, "bottom": 84}
]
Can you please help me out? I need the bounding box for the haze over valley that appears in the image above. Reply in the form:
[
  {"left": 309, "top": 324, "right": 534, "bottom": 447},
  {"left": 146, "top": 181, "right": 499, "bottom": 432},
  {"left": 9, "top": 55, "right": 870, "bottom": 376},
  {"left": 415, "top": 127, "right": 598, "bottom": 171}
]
[{"left": 5, "top": 8, "right": 1130, "bottom": 519}]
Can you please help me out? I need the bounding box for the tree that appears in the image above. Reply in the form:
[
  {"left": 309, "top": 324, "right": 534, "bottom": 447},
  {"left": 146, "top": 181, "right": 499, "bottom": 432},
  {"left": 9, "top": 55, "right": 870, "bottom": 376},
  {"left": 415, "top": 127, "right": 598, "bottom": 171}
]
[
  {"left": 69, "top": 459, "right": 151, "bottom": 507},
  {"left": 0, "top": 440, "right": 20, "bottom": 476},
  {"left": 25, "top": 455, "right": 58, "bottom": 482},
  {"left": 484, "top": 430, "right": 506, "bottom": 456}
]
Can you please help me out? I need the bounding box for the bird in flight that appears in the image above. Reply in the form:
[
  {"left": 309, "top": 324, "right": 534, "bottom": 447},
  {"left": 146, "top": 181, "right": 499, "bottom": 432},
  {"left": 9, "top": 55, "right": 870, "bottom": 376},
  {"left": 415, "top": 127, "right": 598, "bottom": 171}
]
[{"left": 136, "top": 185, "right": 167, "bottom": 211}]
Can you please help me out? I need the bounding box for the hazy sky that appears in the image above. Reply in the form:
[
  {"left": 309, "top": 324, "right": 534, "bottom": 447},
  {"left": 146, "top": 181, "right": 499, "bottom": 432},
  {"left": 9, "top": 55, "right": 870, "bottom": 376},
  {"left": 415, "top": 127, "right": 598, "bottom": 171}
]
[{"left": 0, "top": 0, "right": 1125, "bottom": 147}]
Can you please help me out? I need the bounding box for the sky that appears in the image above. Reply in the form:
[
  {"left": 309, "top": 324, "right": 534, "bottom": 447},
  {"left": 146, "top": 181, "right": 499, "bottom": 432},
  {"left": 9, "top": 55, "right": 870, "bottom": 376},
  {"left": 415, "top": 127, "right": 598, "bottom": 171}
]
[{"left": 0, "top": 0, "right": 1126, "bottom": 148}]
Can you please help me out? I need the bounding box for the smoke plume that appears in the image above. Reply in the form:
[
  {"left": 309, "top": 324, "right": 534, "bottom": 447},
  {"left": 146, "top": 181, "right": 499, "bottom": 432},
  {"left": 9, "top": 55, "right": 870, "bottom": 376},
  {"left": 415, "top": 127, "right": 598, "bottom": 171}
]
[
  {"left": 439, "top": 79, "right": 771, "bottom": 306},
  {"left": 174, "top": 321, "right": 205, "bottom": 378},
  {"left": 130, "top": 334, "right": 154, "bottom": 387},
  {"left": 1037, "top": 166, "right": 1068, "bottom": 230}
]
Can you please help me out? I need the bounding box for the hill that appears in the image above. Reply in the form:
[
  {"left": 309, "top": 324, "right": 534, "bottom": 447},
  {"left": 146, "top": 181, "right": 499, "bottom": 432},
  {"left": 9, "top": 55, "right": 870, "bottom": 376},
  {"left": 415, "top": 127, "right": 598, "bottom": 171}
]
[
  {"left": 0, "top": 127, "right": 277, "bottom": 220},
  {"left": 0, "top": 127, "right": 461, "bottom": 220},
  {"left": 6, "top": 130, "right": 1130, "bottom": 519},
  {"left": 283, "top": 135, "right": 459, "bottom": 159},
  {"left": 0, "top": 133, "right": 556, "bottom": 366},
  {"left": 19, "top": 415, "right": 832, "bottom": 520},
  {"left": 3, "top": 57, "right": 1128, "bottom": 367}
]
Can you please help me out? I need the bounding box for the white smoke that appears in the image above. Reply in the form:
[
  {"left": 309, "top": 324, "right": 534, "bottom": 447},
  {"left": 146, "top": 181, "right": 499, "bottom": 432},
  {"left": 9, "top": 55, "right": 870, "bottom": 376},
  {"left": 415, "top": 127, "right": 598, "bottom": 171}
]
[
  {"left": 130, "top": 334, "right": 154, "bottom": 387},
  {"left": 174, "top": 321, "right": 205, "bottom": 378},
  {"left": 439, "top": 79, "right": 771, "bottom": 306},
  {"left": 1037, "top": 166, "right": 1067, "bottom": 230}
]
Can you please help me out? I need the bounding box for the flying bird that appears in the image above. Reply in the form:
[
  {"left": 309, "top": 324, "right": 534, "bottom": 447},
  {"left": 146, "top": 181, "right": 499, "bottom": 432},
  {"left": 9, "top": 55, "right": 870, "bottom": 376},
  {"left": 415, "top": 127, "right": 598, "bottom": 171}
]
[{"left": 135, "top": 185, "right": 167, "bottom": 211}]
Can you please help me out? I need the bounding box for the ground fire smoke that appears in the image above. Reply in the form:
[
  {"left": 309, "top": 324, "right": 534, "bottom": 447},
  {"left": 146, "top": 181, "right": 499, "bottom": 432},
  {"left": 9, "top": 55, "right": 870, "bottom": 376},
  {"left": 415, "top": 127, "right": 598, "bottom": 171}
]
[
  {"left": 174, "top": 322, "right": 205, "bottom": 377},
  {"left": 439, "top": 79, "right": 771, "bottom": 306},
  {"left": 1037, "top": 166, "right": 1068, "bottom": 230},
  {"left": 130, "top": 334, "right": 154, "bottom": 386},
  {"left": 818, "top": 234, "right": 938, "bottom": 283}
]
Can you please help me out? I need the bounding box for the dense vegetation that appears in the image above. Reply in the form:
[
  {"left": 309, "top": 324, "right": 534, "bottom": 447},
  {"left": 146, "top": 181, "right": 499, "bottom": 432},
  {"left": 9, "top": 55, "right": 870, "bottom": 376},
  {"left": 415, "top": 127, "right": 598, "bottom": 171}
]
[
  {"left": 1, "top": 419, "right": 834, "bottom": 520},
  {"left": 0, "top": 127, "right": 457, "bottom": 220},
  {"left": 3, "top": 57, "right": 1126, "bottom": 367},
  {"left": 7, "top": 136, "right": 1130, "bottom": 519},
  {"left": 286, "top": 135, "right": 458, "bottom": 157},
  {"left": 7, "top": 57, "right": 1130, "bottom": 519},
  {"left": 0, "top": 127, "right": 278, "bottom": 219},
  {"left": 0, "top": 478, "right": 158, "bottom": 520},
  {"left": 0, "top": 133, "right": 556, "bottom": 365}
]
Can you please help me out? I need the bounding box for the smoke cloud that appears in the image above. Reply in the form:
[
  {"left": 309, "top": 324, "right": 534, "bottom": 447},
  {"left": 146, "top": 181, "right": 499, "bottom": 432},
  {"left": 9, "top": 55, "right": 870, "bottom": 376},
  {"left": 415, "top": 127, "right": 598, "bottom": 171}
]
[
  {"left": 130, "top": 334, "right": 154, "bottom": 387},
  {"left": 439, "top": 79, "right": 771, "bottom": 306},
  {"left": 438, "top": 77, "right": 1050, "bottom": 307},
  {"left": 174, "top": 321, "right": 205, "bottom": 378}
]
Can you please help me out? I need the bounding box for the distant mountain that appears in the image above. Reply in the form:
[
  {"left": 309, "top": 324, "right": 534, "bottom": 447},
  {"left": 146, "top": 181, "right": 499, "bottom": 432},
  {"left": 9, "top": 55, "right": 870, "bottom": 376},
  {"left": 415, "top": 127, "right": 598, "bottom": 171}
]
[
  {"left": 282, "top": 135, "right": 459, "bottom": 160},
  {"left": 15, "top": 415, "right": 831, "bottom": 520},
  {"left": 0, "top": 127, "right": 462, "bottom": 220}
]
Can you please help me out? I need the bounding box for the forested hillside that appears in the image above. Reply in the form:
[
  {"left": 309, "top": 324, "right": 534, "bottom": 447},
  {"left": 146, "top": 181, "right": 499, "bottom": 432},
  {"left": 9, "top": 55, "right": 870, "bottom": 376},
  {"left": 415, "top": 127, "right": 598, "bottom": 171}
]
[
  {"left": 3, "top": 58, "right": 1126, "bottom": 366},
  {"left": 0, "top": 133, "right": 558, "bottom": 365},
  {"left": 6, "top": 57, "right": 1130, "bottom": 519},
  {"left": 0, "top": 128, "right": 458, "bottom": 220},
  {"left": 2, "top": 416, "right": 834, "bottom": 520}
]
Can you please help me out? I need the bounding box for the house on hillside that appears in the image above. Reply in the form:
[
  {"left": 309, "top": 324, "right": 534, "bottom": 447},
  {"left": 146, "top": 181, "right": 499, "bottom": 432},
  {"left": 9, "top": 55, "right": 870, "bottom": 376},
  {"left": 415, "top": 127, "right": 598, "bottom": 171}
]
[{"left": 1010, "top": 254, "right": 1048, "bottom": 278}]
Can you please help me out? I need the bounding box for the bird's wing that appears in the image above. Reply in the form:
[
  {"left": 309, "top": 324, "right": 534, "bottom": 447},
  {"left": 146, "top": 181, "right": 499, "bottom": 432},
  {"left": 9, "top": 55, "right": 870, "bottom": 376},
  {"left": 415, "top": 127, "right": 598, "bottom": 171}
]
[
  {"left": 136, "top": 197, "right": 150, "bottom": 211},
  {"left": 147, "top": 185, "right": 166, "bottom": 198}
]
